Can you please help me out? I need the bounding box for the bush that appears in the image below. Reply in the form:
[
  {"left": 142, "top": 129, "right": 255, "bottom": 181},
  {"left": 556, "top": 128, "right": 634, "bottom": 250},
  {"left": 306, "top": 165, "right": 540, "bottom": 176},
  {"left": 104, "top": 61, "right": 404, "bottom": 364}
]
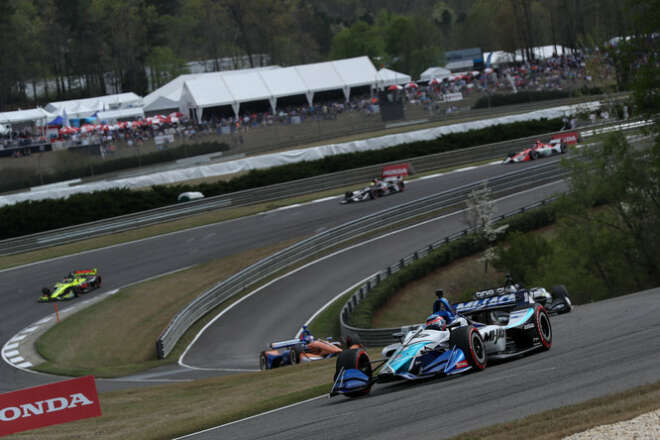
[{"left": 346, "top": 201, "right": 562, "bottom": 328}]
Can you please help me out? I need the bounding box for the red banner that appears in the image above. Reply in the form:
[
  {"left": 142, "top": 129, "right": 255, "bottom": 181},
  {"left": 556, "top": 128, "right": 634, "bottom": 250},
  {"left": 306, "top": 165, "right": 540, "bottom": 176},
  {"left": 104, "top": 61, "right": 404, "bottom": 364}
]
[
  {"left": 0, "top": 376, "right": 101, "bottom": 436},
  {"left": 551, "top": 131, "right": 580, "bottom": 144},
  {"left": 382, "top": 162, "right": 413, "bottom": 178}
]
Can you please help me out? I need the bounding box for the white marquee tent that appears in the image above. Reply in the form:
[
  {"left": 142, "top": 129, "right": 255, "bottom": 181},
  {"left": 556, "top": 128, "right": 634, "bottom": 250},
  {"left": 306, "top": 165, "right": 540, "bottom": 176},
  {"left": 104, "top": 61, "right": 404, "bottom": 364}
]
[
  {"left": 46, "top": 92, "right": 143, "bottom": 119},
  {"left": 143, "top": 67, "right": 279, "bottom": 114},
  {"left": 375, "top": 68, "right": 412, "bottom": 88},
  {"left": 0, "top": 108, "right": 55, "bottom": 127},
  {"left": 419, "top": 66, "right": 452, "bottom": 82},
  {"left": 179, "top": 56, "right": 378, "bottom": 121},
  {"left": 97, "top": 107, "right": 145, "bottom": 122}
]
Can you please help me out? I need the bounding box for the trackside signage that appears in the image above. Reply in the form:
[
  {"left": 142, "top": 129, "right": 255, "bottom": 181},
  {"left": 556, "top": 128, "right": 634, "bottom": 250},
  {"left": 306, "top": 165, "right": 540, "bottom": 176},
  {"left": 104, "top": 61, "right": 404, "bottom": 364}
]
[
  {"left": 551, "top": 131, "right": 580, "bottom": 144},
  {"left": 0, "top": 375, "right": 101, "bottom": 436},
  {"left": 382, "top": 162, "right": 413, "bottom": 178}
]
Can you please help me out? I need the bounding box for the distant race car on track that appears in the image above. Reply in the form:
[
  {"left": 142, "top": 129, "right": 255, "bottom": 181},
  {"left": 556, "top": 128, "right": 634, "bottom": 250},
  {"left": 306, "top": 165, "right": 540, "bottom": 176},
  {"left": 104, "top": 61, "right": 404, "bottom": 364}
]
[
  {"left": 503, "top": 131, "right": 581, "bottom": 164},
  {"left": 260, "top": 326, "right": 361, "bottom": 370},
  {"left": 39, "top": 269, "right": 102, "bottom": 302},
  {"left": 341, "top": 176, "right": 405, "bottom": 204},
  {"left": 330, "top": 286, "right": 563, "bottom": 398}
]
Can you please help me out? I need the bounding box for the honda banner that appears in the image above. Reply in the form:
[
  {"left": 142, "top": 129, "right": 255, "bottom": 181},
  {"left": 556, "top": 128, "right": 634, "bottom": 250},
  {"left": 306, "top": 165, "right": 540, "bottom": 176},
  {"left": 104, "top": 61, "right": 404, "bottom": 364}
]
[
  {"left": 382, "top": 162, "right": 414, "bottom": 178},
  {"left": 0, "top": 376, "right": 101, "bottom": 436}
]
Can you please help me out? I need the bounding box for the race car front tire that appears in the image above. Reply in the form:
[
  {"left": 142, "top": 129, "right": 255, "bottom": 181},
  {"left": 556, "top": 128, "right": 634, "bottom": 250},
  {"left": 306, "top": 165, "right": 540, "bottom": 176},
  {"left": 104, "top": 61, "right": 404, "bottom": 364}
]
[
  {"left": 449, "top": 326, "right": 487, "bottom": 370},
  {"left": 534, "top": 305, "right": 552, "bottom": 350},
  {"left": 259, "top": 351, "right": 268, "bottom": 370},
  {"left": 334, "top": 348, "right": 373, "bottom": 397}
]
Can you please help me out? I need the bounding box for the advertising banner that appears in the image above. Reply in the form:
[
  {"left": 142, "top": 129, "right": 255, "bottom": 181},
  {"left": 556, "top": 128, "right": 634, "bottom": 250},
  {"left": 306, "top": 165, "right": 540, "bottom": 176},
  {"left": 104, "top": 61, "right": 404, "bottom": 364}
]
[
  {"left": 382, "top": 162, "right": 414, "bottom": 178},
  {"left": 0, "top": 376, "right": 101, "bottom": 436},
  {"left": 551, "top": 131, "right": 580, "bottom": 144}
]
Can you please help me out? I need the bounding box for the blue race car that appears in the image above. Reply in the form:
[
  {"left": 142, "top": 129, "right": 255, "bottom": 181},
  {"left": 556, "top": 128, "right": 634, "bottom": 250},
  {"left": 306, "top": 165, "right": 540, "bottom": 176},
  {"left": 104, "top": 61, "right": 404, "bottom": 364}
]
[
  {"left": 330, "top": 292, "right": 553, "bottom": 398},
  {"left": 260, "top": 326, "right": 357, "bottom": 370}
]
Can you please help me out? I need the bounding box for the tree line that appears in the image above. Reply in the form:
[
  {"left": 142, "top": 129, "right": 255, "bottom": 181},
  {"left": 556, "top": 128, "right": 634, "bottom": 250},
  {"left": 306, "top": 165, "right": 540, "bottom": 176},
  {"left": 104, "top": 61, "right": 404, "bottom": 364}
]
[{"left": 0, "top": 0, "right": 649, "bottom": 111}]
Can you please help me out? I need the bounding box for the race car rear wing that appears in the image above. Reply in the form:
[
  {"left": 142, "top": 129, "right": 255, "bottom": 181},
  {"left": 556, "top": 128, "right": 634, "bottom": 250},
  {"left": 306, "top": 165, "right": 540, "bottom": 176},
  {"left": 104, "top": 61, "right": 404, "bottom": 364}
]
[
  {"left": 270, "top": 338, "right": 303, "bottom": 350},
  {"left": 453, "top": 291, "right": 526, "bottom": 314}
]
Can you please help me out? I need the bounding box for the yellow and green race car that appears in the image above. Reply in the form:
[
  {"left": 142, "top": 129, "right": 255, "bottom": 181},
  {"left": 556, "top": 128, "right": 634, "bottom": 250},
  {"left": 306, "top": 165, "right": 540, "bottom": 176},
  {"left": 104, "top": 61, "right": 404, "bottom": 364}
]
[{"left": 39, "top": 269, "right": 102, "bottom": 302}]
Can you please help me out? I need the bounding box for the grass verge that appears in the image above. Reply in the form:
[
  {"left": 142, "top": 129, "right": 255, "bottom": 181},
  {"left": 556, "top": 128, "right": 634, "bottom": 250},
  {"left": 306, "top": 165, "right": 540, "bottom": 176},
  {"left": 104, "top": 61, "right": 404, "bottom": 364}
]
[
  {"left": 33, "top": 237, "right": 300, "bottom": 377},
  {"left": 11, "top": 359, "right": 660, "bottom": 439}
]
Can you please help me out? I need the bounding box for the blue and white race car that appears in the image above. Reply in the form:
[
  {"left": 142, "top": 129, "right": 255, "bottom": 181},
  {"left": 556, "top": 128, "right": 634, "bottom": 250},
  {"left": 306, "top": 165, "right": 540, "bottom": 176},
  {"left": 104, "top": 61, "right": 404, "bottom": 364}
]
[{"left": 330, "top": 289, "right": 557, "bottom": 398}]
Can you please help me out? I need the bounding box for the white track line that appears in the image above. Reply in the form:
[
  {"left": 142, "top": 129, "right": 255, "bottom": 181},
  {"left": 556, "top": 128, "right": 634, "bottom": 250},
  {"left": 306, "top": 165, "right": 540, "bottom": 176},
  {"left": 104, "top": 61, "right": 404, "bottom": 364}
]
[
  {"left": 172, "top": 395, "right": 326, "bottom": 439},
  {"left": 180, "top": 179, "right": 565, "bottom": 370},
  {"left": 295, "top": 274, "right": 377, "bottom": 339}
]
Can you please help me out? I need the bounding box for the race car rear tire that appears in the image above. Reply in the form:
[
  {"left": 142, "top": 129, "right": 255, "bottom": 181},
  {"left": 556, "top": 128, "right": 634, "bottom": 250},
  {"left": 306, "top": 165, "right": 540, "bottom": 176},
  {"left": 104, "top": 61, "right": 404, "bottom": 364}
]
[
  {"left": 534, "top": 305, "right": 552, "bottom": 350},
  {"left": 560, "top": 142, "right": 567, "bottom": 153},
  {"left": 95, "top": 276, "right": 102, "bottom": 288},
  {"left": 334, "top": 348, "right": 372, "bottom": 397},
  {"left": 530, "top": 150, "right": 539, "bottom": 160},
  {"left": 449, "top": 326, "right": 487, "bottom": 370},
  {"left": 259, "top": 351, "right": 268, "bottom": 370}
]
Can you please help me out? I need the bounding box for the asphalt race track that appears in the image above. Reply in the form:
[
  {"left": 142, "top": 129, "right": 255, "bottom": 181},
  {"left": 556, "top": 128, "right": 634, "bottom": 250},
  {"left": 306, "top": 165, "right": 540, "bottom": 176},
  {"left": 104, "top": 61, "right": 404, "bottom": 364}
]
[
  {"left": 180, "top": 288, "right": 660, "bottom": 440},
  {"left": 2, "top": 151, "right": 659, "bottom": 439},
  {"left": 0, "top": 158, "right": 566, "bottom": 393}
]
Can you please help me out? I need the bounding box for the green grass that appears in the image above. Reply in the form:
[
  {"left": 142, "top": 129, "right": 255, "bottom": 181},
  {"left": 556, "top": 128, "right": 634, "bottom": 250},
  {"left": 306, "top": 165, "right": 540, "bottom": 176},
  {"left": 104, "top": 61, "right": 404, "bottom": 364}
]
[{"left": 33, "top": 238, "right": 299, "bottom": 377}]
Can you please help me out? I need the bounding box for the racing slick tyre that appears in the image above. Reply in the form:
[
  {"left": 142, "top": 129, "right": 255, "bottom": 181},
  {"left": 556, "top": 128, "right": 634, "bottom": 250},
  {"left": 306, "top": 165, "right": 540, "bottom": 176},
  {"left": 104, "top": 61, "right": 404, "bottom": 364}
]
[
  {"left": 259, "top": 351, "right": 269, "bottom": 370},
  {"left": 94, "top": 276, "right": 102, "bottom": 289},
  {"left": 530, "top": 150, "right": 539, "bottom": 160},
  {"left": 560, "top": 142, "right": 567, "bottom": 153},
  {"left": 72, "top": 286, "right": 81, "bottom": 297},
  {"left": 334, "top": 348, "right": 373, "bottom": 397},
  {"left": 533, "top": 305, "right": 552, "bottom": 350},
  {"left": 449, "top": 326, "right": 487, "bottom": 370},
  {"left": 550, "top": 285, "right": 572, "bottom": 314},
  {"left": 368, "top": 190, "right": 375, "bottom": 200},
  {"left": 288, "top": 346, "right": 301, "bottom": 365}
]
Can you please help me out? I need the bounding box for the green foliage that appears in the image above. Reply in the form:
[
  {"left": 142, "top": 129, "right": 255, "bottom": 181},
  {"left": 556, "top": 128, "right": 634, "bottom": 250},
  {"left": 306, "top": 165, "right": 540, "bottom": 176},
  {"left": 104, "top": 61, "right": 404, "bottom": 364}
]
[
  {"left": 0, "top": 117, "right": 562, "bottom": 239},
  {"left": 493, "top": 231, "right": 552, "bottom": 284},
  {"left": 348, "top": 236, "right": 488, "bottom": 328}
]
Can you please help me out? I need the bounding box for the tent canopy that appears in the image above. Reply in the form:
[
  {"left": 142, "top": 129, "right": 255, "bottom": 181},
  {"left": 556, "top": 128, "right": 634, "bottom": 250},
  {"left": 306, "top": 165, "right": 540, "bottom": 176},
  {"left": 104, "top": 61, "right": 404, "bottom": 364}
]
[
  {"left": 46, "top": 93, "right": 143, "bottom": 119},
  {"left": 419, "top": 67, "right": 451, "bottom": 82},
  {"left": 180, "top": 56, "right": 379, "bottom": 120},
  {"left": 375, "top": 68, "right": 412, "bottom": 88},
  {"left": 0, "top": 108, "right": 54, "bottom": 125},
  {"left": 97, "top": 107, "right": 145, "bottom": 122}
]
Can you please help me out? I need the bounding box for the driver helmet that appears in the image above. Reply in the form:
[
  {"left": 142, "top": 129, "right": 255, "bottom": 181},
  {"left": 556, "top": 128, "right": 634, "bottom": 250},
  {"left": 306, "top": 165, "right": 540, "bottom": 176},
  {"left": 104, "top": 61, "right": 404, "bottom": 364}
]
[
  {"left": 299, "top": 325, "right": 313, "bottom": 343},
  {"left": 425, "top": 314, "right": 447, "bottom": 331}
]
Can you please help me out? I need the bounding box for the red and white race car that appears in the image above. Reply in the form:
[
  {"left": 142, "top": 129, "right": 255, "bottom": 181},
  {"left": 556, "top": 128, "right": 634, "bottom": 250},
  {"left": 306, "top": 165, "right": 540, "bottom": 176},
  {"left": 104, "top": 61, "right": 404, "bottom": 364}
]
[{"left": 503, "top": 132, "right": 580, "bottom": 164}]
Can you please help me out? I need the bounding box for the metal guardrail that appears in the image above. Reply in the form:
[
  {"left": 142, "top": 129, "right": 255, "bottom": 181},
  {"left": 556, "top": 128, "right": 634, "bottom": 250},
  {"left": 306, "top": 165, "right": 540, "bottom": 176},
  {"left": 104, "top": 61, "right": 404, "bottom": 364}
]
[
  {"left": 338, "top": 197, "right": 559, "bottom": 347},
  {"left": 0, "top": 118, "right": 632, "bottom": 256},
  {"left": 156, "top": 160, "right": 568, "bottom": 358}
]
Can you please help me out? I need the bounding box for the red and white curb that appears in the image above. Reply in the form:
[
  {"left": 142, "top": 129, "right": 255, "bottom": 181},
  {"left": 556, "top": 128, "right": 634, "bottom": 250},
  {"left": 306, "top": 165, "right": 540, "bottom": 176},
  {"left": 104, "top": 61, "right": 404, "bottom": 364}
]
[{"left": 1, "top": 289, "right": 119, "bottom": 373}]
